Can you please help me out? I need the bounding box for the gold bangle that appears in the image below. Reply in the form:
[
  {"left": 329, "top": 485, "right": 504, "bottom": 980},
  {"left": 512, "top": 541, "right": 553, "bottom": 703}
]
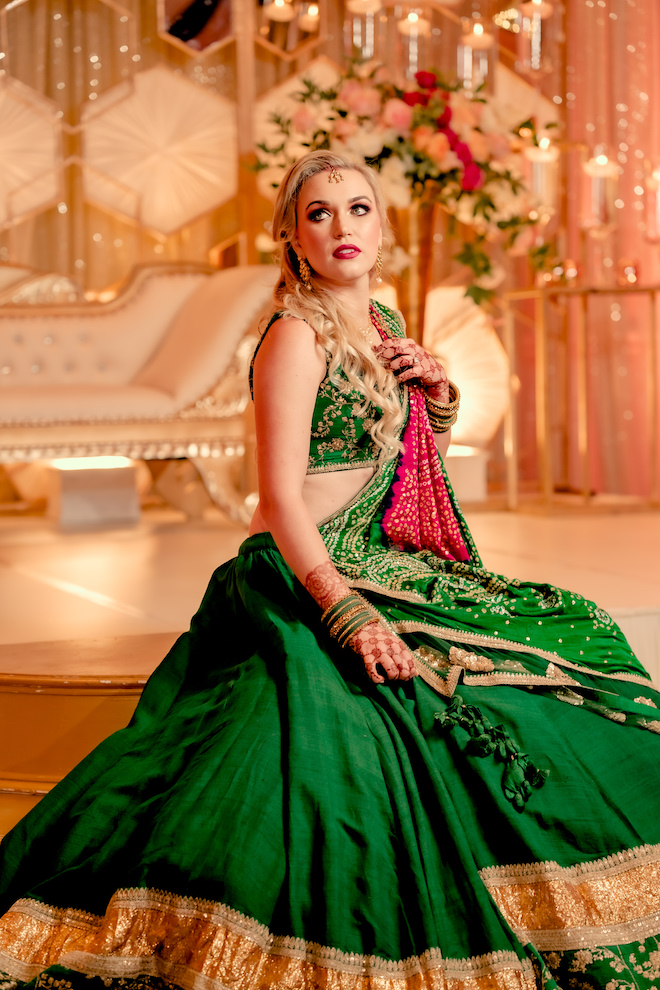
[
  {"left": 337, "top": 614, "right": 379, "bottom": 648},
  {"left": 426, "top": 381, "right": 460, "bottom": 415},
  {"left": 428, "top": 411, "right": 458, "bottom": 433}
]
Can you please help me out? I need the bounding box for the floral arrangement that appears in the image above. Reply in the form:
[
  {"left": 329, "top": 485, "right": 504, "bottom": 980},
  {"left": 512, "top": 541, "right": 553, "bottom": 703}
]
[{"left": 255, "top": 63, "right": 556, "bottom": 304}]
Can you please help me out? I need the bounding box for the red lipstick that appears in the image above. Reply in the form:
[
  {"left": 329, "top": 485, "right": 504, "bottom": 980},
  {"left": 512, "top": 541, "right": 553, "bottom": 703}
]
[{"left": 333, "top": 244, "right": 361, "bottom": 259}]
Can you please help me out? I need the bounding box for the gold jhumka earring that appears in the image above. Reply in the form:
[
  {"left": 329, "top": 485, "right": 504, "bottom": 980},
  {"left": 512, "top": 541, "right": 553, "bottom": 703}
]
[
  {"left": 375, "top": 246, "right": 383, "bottom": 285},
  {"left": 298, "top": 257, "right": 312, "bottom": 288}
]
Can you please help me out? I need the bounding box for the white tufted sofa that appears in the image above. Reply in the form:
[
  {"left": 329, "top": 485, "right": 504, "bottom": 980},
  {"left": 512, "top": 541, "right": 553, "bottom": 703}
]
[{"left": 0, "top": 263, "right": 278, "bottom": 521}]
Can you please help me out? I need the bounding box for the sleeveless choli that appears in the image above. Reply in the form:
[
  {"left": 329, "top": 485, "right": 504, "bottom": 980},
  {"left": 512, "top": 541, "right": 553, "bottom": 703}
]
[
  {"left": 1, "top": 302, "right": 660, "bottom": 990},
  {"left": 249, "top": 301, "right": 402, "bottom": 474}
]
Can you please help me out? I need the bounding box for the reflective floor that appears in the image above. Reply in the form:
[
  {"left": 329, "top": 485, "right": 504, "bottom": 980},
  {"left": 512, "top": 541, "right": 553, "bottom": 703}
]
[{"left": 1, "top": 505, "right": 659, "bottom": 675}]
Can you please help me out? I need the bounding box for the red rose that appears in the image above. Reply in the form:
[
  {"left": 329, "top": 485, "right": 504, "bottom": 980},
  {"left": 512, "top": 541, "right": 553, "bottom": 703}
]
[
  {"left": 455, "top": 141, "right": 473, "bottom": 164},
  {"left": 462, "top": 162, "right": 484, "bottom": 190},
  {"left": 403, "top": 91, "right": 429, "bottom": 107},
  {"left": 436, "top": 106, "right": 452, "bottom": 128},
  {"left": 443, "top": 127, "right": 459, "bottom": 150},
  {"left": 414, "top": 70, "right": 437, "bottom": 90}
]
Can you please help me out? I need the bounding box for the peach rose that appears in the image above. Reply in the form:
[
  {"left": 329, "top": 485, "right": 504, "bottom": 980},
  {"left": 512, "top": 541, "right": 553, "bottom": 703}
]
[
  {"left": 465, "top": 129, "right": 490, "bottom": 162},
  {"left": 412, "top": 125, "right": 435, "bottom": 152},
  {"left": 449, "top": 92, "right": 482, "bottom": 129},
  {"left": 337, "top": 79, "right": 381, "bottom": 118},
  {"left": 380, "top": 98, "right": 413, "bottom": 134},
  {"left": 333, "top": 116, "right": 359, "bottom": 140},
  {"left": 426, "top": 131, "right": 451, "bottom": 165}
]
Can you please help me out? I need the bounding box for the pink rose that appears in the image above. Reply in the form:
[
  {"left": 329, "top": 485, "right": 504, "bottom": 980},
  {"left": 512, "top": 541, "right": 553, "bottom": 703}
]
[
  {"left": 412, "top": 125, "right": 435, "bottom": 152},
  {"left": 291, "top": 105, "right": 318, "bottom": 132},
  {"left": 426, "top": 131, "right": 451, "bottom": 165},
  {"left": 455, "top": 141, "right": 473, "bottom": 164},
  {"left": 436, "top": 106, "right": 452, "bottom": 128},
  {"left": 462, "top": 162, "right": 484, "bottom": 190},
  {"left": 381, "top": 98, "right": 414, "bottom": 133},
  {"left": 443, "top": 127, "right": 459, "bottom": 150},
  {"left": 333, "top": 116, "right": 359, "bottom": 139},
  {"left": 337, "top": 79, "right": 381, "bottom": 118},
  {"left": 486, "top": 132, "right": 512, "bottom": 159},
  {"left": 415, "top": 70, "right": 437, "bottom": 90}
]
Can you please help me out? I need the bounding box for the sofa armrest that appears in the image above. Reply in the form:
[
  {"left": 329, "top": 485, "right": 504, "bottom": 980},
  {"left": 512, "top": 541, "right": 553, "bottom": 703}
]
[{"left": 132, "top": 265, "right": 277, "bottom": 409}]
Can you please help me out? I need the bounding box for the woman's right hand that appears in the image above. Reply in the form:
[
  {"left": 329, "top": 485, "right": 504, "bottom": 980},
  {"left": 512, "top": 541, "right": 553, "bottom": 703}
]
[{"left": 347, "top": 622, "right": 418, "bottom": 683}]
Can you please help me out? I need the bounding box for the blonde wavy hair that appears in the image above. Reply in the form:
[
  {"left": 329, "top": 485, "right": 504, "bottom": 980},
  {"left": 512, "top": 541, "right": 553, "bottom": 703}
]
[{"left": 268, "top": 150, "right": 405, "bottom": 461}]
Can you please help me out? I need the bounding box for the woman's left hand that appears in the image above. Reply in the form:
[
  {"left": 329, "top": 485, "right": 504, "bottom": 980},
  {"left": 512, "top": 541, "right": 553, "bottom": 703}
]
[{"left": 375, "top": 338, "right": 449, "bottom": 402}]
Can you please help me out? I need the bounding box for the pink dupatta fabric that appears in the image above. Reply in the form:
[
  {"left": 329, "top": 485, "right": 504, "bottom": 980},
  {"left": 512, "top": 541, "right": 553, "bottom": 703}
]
[{"left": 381, "top": 384, "right": 470, "bottom": 562}]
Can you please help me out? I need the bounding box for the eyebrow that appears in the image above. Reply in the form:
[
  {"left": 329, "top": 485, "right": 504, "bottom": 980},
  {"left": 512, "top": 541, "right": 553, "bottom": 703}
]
[{"left": 304, "top": 195, "right": 374, "bottom": 209}]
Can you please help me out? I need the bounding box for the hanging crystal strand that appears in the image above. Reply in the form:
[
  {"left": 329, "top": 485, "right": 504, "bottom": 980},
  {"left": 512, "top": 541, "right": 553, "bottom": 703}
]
[
  {"left": 345, "top": 0, "right": 382, "bottom": 60},
  {"left": 397, "top": 9, "right": 430, "bottom": 82},
  {"left": 518, "top": 0, "right": 554, "bottom": 78}
]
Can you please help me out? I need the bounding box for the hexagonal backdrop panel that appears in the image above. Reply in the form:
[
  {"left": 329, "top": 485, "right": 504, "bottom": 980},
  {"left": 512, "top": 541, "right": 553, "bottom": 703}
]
[
  {"left": 82, "top": 65, "right": 238, "bottom": 235},
  {"left": 0, "top": 80, "right": 61, "bottom": 227}
]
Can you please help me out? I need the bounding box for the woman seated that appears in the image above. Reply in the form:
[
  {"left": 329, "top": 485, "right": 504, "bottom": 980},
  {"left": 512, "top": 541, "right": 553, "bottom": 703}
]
[{"left": 1, "top": 151, "right": 659, "bottom": 990}]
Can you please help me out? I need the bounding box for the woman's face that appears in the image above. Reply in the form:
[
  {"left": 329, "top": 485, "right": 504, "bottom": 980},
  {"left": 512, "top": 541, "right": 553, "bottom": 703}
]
[{"left": 293, "top": 169, "right": 382, "bottom": 287}]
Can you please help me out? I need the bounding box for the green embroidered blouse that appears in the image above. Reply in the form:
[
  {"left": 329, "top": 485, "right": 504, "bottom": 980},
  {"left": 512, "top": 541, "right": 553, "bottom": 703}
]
[{"left": 250, "top": 301, "right": 405, "bottom": 475}]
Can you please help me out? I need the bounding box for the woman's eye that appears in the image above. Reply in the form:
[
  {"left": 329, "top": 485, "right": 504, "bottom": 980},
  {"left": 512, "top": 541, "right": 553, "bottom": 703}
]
[
  {"left": 308, "top": 208, "right": 330, "bottom": 222},
  {"left": 351, "top": 203, "right": 371, "bottom": 215}
]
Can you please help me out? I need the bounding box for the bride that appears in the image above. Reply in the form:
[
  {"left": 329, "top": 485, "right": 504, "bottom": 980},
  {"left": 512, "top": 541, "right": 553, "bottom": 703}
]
[{"left": 1, "top": 150, "right": 660, "bottom": 990}]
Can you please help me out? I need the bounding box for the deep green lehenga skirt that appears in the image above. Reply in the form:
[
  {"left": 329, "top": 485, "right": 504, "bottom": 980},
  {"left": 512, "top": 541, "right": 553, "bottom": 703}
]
[{"left": 1, "top": 457, "right": 660, "bottom": 990}]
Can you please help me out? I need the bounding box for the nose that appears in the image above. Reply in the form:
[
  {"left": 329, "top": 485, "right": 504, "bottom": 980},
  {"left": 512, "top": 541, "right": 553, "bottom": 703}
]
[{"left": 333, "top": 214, "right": 351, "bottom": 238}]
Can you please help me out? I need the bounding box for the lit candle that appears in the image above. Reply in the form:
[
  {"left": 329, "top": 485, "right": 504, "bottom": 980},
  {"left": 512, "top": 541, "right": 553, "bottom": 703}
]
[
  {"left": 519, "top": 0, "right": 553, "bottom": 18},
  {"left": 524, "top": 138, "right": 559, "bottom": 210},
  {"left": 298, "top": 3, "right": 320, "bottom": 31},
  {"left": 581, "top": 153, "right": 618, "bottom": 232},
  {"left": 397, "top": 11, "right": 431, "bottom": 37},
  {"left": 263, "top": 0, "right": 296, "bottom": 22},
  {"left": 460, "top": 21, "right": 495, "bottom": 50}
]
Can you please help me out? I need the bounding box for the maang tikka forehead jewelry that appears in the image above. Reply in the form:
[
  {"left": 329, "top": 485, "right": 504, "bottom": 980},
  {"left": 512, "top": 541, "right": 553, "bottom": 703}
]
[{"left": 327, "top": 167, "right": 343, "bottom": 183}]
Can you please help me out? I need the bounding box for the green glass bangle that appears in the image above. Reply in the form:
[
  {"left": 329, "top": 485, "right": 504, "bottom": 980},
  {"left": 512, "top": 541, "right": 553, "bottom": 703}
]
[
  {"left": 321, "top": 593, "right": 365, "bottom": 627},
  {"left": 327, "top": 604, "right": 370, "bottom": 639}
]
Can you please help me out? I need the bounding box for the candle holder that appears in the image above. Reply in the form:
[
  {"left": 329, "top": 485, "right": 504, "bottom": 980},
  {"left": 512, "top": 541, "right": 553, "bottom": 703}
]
[
  {"left": 644, "top": 166, "right": 660, "bottom": 244},
  {"left": 524, "top": 138, "right": 559, "bottom": 217},
  {"left": 579, "top": 152, "right": 618, "bottom": 240},
  {"left": 397, "top": 11, "right": 431, "bottom": 81},
  {"left": 298, "top": 2, "right": 320, "bottom": 32},
  {"left": 459, "top": 20, "right": 494, "bottom": 92}
]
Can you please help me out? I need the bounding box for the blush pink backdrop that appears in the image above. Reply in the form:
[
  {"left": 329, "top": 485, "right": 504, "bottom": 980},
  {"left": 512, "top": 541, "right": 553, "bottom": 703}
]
[{"left": 563, "top": 0, "right": 660, "bottom": 496}]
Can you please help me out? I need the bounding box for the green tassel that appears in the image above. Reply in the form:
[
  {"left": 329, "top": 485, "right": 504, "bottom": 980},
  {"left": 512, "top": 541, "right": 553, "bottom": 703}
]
[{"left": 435, "top": 695, "right": 549, "bottom": 812}]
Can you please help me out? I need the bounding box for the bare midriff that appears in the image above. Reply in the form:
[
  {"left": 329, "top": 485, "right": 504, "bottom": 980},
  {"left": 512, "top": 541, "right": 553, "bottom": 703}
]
[{"left": 248, "top": 464, "right": 376, "bottom": 536}]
